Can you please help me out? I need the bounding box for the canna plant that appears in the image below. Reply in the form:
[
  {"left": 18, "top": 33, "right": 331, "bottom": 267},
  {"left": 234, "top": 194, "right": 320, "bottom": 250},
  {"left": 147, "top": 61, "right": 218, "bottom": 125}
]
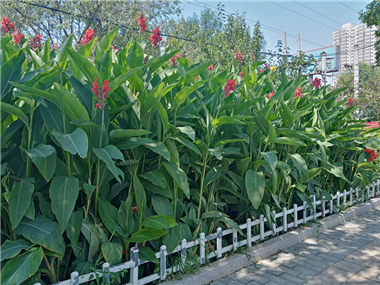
[{"left": 1, "top": 21, "right": 379, "bottom": 285}]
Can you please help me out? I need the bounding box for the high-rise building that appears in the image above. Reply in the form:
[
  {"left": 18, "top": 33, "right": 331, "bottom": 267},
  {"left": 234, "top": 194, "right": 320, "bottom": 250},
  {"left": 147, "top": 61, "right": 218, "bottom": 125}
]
[{"left": 332, "top": 22, "right": 377, "bottom": 70}]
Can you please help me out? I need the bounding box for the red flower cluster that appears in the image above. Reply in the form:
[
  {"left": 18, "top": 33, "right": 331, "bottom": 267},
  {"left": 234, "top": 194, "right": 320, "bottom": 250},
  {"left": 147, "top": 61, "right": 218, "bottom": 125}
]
[
  {"left": 137, "top": 13, "right": 147, "bottom": 33},
  {"left": 264, "top": 63, "right": 270, "bottom": 69},
  {"left": 268, "top": 92, "right": 275, "bottom": 99},
  {"left": 133, "top": 206, "right": 138, "bottom": 213},
  {"left": 2, "top": 17, "right": 14, "bottom": 33},
  {"left": 92, "top": 77, "right": 111, "bottom": 110},
  {"left": 13, "top": 28, "right": 24, "bottom": 45},
  {"left": 224, "top": 79, "right": 237, "bottom": 97},
  {"left": 348, "top": 98, "right": 353, "bottom": 107},
  {"left": 240, "top": 71, "right": 244, "bottom": 78},
  {"left": 312, "top": 78, "right": 321, "bottom": 89},
  {"left": 365, "top": 121, "right": 380, "bottom": 128},
  {"left": 207, "top": 64, "right": 214, "bottom": 71},
  {"left": 365, "top": 148, "right": 379, "bottom": 162},
  {"left": 170, "top": 54, "right": 179, "bottom": 66},
  {"left": 235, "top": 52, "right": 243, "bottom": 65},
  {"left": 30, "top": 34, "right": 42, "bottom": 50},
  {"left": 149, "top": 26, "right": 162, "bottom": 48},
  {"left": 251, "top": 54, "right": 255, "bottom": 60},
  {"left": 81, "top": 29, "right": 94, "bottom": 45},
  {"left": 294, "top": 87, "right": 304, "bottom": 98}
]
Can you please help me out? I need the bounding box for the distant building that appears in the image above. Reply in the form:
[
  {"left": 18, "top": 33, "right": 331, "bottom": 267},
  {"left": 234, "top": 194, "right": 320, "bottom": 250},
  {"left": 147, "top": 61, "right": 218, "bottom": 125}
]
[{"left": 332, "top": 22, "right": 377, "bottom": 70}]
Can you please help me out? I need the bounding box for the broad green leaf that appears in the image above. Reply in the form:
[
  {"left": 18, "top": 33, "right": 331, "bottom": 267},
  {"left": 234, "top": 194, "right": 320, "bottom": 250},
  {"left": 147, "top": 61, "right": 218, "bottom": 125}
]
[
  {"left": 67, "top": 48, "right": 102, "bottom": 86},
  {"left": 1, "top": 247, "right": 43, "bottom": 285},
  {"left": 212, "top": 116, "right": 249, "bottom": 128},
  {"left": 15, "top": 216, "right": 64, "bottom": 254},
  {"left": 127, "top": 41, "right": 144, "bottom": 68},
  {"left": 24, "top": 144, "right": 56, "bottom": 181},
  {"left": 147, "top": 49, "right": 180, "bottom": 72},
  {"left": 172, "top": 136, "right": 201, "bottom": 156},
  {"left": 323, "top": 164, "right": 351, "bottom": 183},
  {"left": 0, "top": 239, "right": 31, "bottom": 262},
  {"left": 0, "top": 102, "right": 30, "bottom": 130},
  {"left": 98, "top": 199, "right": 119, "bottom": 235},
  {"left": 9, "top": 180, "right": 34, "bottom": 229},
  {"left": 50, "top": 176, "right": 80, "bottom": 233},
  {"left": 107, "top": 67, "right": 142, "bottom": 97},
  {"left": 289, "top": 153, "right": 308, "bottom": 177},
  {"left": 133, "top": 175, "right": 146, "bottom": 216},
  {"left": 56, "top": 34, "right": 73, "bottom": 64},
  {"left": 260, "top": 151, "right": 277, "bottom": 170},
  {"left": 109, "top": 129, "right": 151, "bottom": 139},
  {"left": 174, "top": 80, "right": 207, "bottom": 106},
  {"left": 139, "top": 246, "right": 159, "bottom": 264},
  {"left": 52, "top": 129, "right": 88, "bottom": 158},
  {"left": 140, "top": 171, "right": 166, "bottom": 188},
  {"left": 162, "top": 225, "right": 181, "bottom": 252},
  {"left": 177, "top": 126, "right": 195, "bottom": 141},
  {"left": 66, "top": 76, "right": 93, "bottom": 115},
  {"left": 204, "top": 165, "right": 223, "bottom": 186},
  {"left": 66, "top": 210, "right": 83, "bottom": 250},
  {"left": 83, "top": 183, "right": 96, "bottom": 197},
  {"left": 11, "top": 82, "right": 62, "bottom": 108},
  {"left": 253, "top": 113, "right": 269, "bottom": 137},
  {"left": 269, "top": 137, "right": 306, "bottom": 146},
  {"left": 155, "top": 98, "right": 170, "bottom": 134},
  {"left": 143, "top": 141, "right": 170, "bottom": 161},
  {"left": 1, "top": 49, "right": 25, "bottom": 96},
  {"left": 94, "top": 27, "right": 118, "bottom": 62},
  {"left": 93, "top": 145, "right": 125, "bottom": 183},
  {"left": 279, "top": 102, "right": 295, "bottom": 128},
  {"left": 163, "top": 162, "right": 190, "bottom": 199},
  {"left": 219, "top": 216, "right": 244, "bottom": 236},
  {"left": 102, "top": 242, "right": 122, "bottom": 266},
  {"left": 245, "top": 170, "right": 265, "bottom": 209},
  {"left": 129, "top": 227, "right": 166, "bottom": 243},
  {"left": 365, "top": 137, "right": 380, "bottom": 150},
  {"left": 142, "top": 215, "right": 178, "bottom": 229},
  {"left": 214, "top": 139, "right": 245, "bottom": 147},
  {"left": 152, "top": 195, "right": 174, "bottom": 218},
  {"left": 70, "top": 120, "right": 100, "bottom": 131},
  {"left": 78, "top": 37, "right": 97, "bottom": 58}
]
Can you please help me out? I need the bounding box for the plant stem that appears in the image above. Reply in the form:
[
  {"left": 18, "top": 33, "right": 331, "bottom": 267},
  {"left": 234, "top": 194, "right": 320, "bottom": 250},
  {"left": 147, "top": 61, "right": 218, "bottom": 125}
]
[
  {"left": 95, "top": 110, "right": 105, "bottom": 217},
  {"left": 43, "top": 253, "right": 57, "bottom": 283},
  {"left": 197, "top": 151, "right": 209, "bottom": 219}
]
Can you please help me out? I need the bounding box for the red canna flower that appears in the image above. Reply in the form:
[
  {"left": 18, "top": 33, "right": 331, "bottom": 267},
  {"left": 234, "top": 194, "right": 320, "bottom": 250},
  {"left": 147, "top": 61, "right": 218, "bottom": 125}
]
[
  {"left": 294, "top": 87, "right": 304, "bottom": 98},
  {"left": 92, "top": 77, "right": 100, "bottom": 99},
  {"left": 268, "top": 92, "right": 275, "bottom": 99},
  {"left": 2, "top": 17, "right": 15, "bottom": 33},
  {"left": 30, "top": 34, "right": 43, "bottom": 50},
  {"left": 240, "top": 71, "right": 244, "bottom": 78},
  {"left": 12, "top": 28, "right": 23, "bottom": 45},
  {"left": 365, "top": 148, "right": 373, "bottom": 154},
  {"left": 93, "top": 77, "right": 111, "bottom": 110},
  {"left": 365, "top": 148, "right": 379, "bottom": 162},
  {"left": 81, "top": 29, "right": 94, "bottom": 45},
  {"left": 102, "top": 80, "right": 111, "bottom": 98},
  {"left": 170, "top": 54, "right": 179, "bottom": 66},
  {"left": 260, "top": 70, "right": 264, "bottom": 74},
  {"left": 122, "top": 249, "right": 126, "bottom": 255},
  {"left": 207, "top": 64, "right": 214, "bottom": 71},
  {"left": 137, "top": 13, "right": 147, "bottom": 33},
  {"left": 111, "top": 45, "right": 118, "bottom": 52},
  {"left": 235, "top": 52, "right": 243, "bottom": 65},
  {"left": 224, "top": 79, "right": 237, "bottom": 97},
  {"left": 312, "top": 77, "right": 321, "bottom": 89},
  {"left": 149, "top": 26, "right": 162, "bottom": 48},
  {"left": 348, "top": 98, "right": 353, "bottom": 107},
  {"left": 133, "top": 206, "right": 138, "bottom": 213}
]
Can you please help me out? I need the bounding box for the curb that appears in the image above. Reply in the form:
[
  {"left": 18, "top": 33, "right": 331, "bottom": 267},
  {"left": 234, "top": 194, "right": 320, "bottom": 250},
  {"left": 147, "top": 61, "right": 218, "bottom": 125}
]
[{"left": 161, "top": 197, "right": 380, "bottom": 285}]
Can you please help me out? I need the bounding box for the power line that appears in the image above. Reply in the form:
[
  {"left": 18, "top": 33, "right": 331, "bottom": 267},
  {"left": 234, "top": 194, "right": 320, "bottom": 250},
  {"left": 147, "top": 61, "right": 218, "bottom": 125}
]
[
  {"left": 191, "top": 0, "right": 326, "bottom": 48},
  {"left": 335, "top": 0, "right": 359, "bottom": 13},
  {"left": 267, "top": 0, "right": 338, "bottom": 31},
  {"left": 291, "top": 0, "right": 343, "bottom": 26}
]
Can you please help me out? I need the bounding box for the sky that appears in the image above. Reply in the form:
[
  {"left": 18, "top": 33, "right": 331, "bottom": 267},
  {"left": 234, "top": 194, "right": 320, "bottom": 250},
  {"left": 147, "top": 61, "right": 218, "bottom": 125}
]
[{"left": 180, "top": 0, "right": 372, "bottom": 54}]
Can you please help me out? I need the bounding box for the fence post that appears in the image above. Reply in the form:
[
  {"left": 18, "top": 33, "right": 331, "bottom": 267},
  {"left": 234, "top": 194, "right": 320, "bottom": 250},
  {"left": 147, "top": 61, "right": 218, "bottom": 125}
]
[
  {"left": 160, "top": 245, "right": 167, "bottom": 280},
  {"left": 336, "top": 192, "right": 340, "bottom": 209},
  {"left": 303, "top": 201, "right": 307, "bottom": 224},
  {"left": 102, "top": 262, "right": 110, "bottom": 284},
  {"left": 322, "top": 196, "right": 326, "bottom": 217},
  {"left": 343, "top": 189, "right": 347, "bottom": 205},
  {"left": 70, "top": 272, "right": 79, "bottom": 285},
  {"left": 356, "top": 187, "right": 359, "bottom": 203},
  {"left": 330, "top": 198, "right": 333, "bottom": 214},
  {"left": 372, "top": 181, "right": 376, "bottom": 198},
  {"left": 247, "top": 218, "right": 252, "bottom": 247},
  {"left": 200, "top": 233, "right": 205, "bottom": 265},
  {"left": 293, "top": 204, "right": 298, "bottom": 227},
  {"left": 311, "top": 195, "right": 317, "bottom": 220},
  {"left": 366, "top": 185, "right": 370, "bottom": 200},
  {"left": 130, "top": 248, "right": 139, "bottom": 285},
  {"left": 217, "top": 227, "right": 222, "bottom": 258},
  {"left": 377, "top": 179, "right": 380, "bottom": 196},
  {"left": 233, "top": 228, "right": 238, "bottom": 250},
  {"left": 283, "top": 207, "right": 288, "bottom": 232},
  {"left": 181, "top": 239, "right": 187, "bottom": 267},
  {"left": 350, "top": 187, "right": 353, "bottom": 204},
  {"left": 259, "top": 214, "right": 265, "bottom": 240}
]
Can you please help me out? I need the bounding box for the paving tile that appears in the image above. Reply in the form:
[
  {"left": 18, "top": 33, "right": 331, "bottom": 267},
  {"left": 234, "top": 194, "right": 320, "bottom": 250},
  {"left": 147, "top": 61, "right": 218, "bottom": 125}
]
[
  {"left": 333, "top": 259, "right": 363, "bottom": 273},
  {"left": 357, "top": 261, "right": 380, "bottom": 282},
  {"left": 278, "top": 273, "right": 305, "bottom": 284},
  {"left": 320, "top": 266, "right": 354, "bottom": 282}
]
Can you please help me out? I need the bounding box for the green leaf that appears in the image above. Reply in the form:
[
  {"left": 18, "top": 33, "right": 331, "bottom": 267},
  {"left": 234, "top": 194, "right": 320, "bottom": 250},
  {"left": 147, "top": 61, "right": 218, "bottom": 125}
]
[
  {"left": 172, "top": 136, "right": 201, "bottom": 156},
  {"left": 56, "top": 34, "right": 73, "bottom": 64},
  {"left": 67, "top": 48, "right": 102, "bottom": 86},
  {"left": 78, "top": 37, "right": 97, "bottom": 58},
  {"left": 162, "top": 225, "right": 181, "bottom": 252},
  {"left": 129, "top": 227, "right": 166, "bottom": 243},
  {"left": 98, "top": 199, "right": 119, "bottom": 235},
  {"left": 219, "top": 216, "right": 244, "bottom": 236},
  {"left": 83, "top": 183, "right": 96, "bottom": 197},
  {"left": 177, "top": 126, "right": 195, "bottom": 141},
  {"left": 94, "top": 27, "right": 118, "bottom": 62},
  {"left": 140, "top": 171, "right": 166, "bottom": 188},
  {"left": 66, "top": 210, "right": 83, "bottom": 250},
  {"left": 66, "top": 76, "right": 93, "bottom": 115},
  {"left": 245, "top": 170, "right": 265, "bottom": 209},
  {"left": 253, "top": 113, "right": 269, "bottom": 137},
  {"left": 147, "top": 49, "right": 180, "bottom": 72},
  {"left": 50, "top": 176, "right": 80, "bottom": 233},
  {"left": 139, "top": 246, "right": 159, "bottom": 264},
  {"left": 0, "top": 102, "right": 30, "bottom": 130},
  {"left": 142, "top": 215, "right": 178, "bottom": 229},
  {"left": 151, "top": 195, "right": 174, "bottom": 218},
  {"left": 174, "top": 80, "right": 207, "bottom": 106},
  {"left": 269, "top": 137, "right": 306, "bottom": 146},
  {"left": 162, "top": 162, "right": 190, "bottom": 199},
  {"left": 133, "top": 175, "right": 146, "bottom": 215},
  {"left": 155, "top": 98, "right": 170, "bottom": 134},
  {"left": 0, "top": 239, "right": 31, "bottom": 262},
  {"left": 323, "top": 164, "right": 351, "bottom": 183},
  {"left": 1, "top": 49, "right": 25, "bottom": 96},
  {"left": 279, "top": 102, "right": 295, "bottom": 128},
  {"left": 143, "top": 141, "right": 170, "bottom": 161},
  {"left": 107, "top": 67, "right": 142, "bottom": 97},
  {"left": 102, "top": 242, "right": 122, "bottom": 266},
  {"left": 70, "top": 119, "right": 100, "bottom": 131},
  {"left": 8, "top": 180, "right": 34, "bottom": 229},
  {"left": 109, "top": 129, "right": 151, "bottom": 139},
  {"left": 364, "top": 137, "right": 380, "bottom": 150},
  {"left": 93, "top": 145, "right": 125, "bottom": 183},
  {"left": 127, "top": 41, "right": 144, "bottom": 68},
  {"left": 15, "top": 216, "right": 64, "bottom": 254},
  {"left": 23, "top": 144, "right": 56, "bottom": 181},
  {"left": 289, "top": 153, "right": 308, "bottom": 177},
  {"left": 52, "top": 128, "right": 88, "bottom": 158},
  {"left": 1, "top": 247, "right": 43, "bottom": 285}
]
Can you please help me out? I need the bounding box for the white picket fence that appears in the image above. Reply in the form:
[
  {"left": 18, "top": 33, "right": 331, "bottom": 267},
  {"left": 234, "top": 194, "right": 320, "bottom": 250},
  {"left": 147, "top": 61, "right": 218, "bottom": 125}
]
[{"left": 36, "top": 180, "right": 380, "bottom": 285}]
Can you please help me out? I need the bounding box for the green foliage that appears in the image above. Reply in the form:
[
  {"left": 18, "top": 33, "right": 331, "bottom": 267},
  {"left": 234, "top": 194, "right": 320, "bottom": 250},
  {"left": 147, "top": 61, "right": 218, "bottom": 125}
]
[{"left": 1, "top": 26, "right": 379, "bottom": 285}]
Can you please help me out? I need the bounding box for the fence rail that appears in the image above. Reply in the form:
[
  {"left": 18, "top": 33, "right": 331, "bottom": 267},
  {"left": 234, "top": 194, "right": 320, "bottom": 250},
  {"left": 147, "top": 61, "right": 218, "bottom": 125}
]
[{"left": 36, "top": 180, "right": 380, "bottom": 285}]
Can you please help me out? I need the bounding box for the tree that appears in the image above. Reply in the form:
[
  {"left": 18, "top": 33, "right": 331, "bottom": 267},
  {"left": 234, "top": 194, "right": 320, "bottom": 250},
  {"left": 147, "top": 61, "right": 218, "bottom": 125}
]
[
  {"left": 359, "top": 0, "right": 380, "bottom": 65},
  {"left": 1, "top": 0, "right": 181, "bottom": 49}
]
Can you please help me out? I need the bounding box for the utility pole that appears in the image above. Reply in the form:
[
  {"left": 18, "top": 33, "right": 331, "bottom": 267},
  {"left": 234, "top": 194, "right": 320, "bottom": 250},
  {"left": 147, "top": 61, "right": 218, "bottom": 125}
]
[
  {"left": 283, "top": 31, "right": 287, "bottom": 57},
  {"left": 353, "top": 44, "right": 359, "bottom": 98},
  {"left": 297, "top": 33, "right": 301, "bottom": 53},
  {"left": 321, "top": 51, "right": 327, "bottom": 86}
]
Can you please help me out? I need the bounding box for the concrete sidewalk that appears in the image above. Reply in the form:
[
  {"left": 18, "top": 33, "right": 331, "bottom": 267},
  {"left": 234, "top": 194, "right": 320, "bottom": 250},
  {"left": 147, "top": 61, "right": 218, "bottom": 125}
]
[{"left": 210, "top": 206, "right": 380, "bottom": 285}]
